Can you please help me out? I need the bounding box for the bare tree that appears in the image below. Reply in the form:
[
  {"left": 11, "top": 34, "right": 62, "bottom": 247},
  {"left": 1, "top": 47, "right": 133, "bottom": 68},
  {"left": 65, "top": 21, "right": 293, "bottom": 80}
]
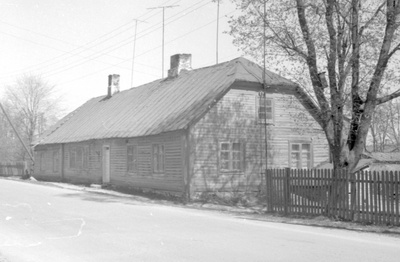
[
  {"left": 1, "top": 74, "right": 63, "bottom": 161},
  {"left": 227, "top": 0, "right": 400, "bottom": 217},
  {"left": 227, "top": 0, "right": 400, "bottom": 173}
]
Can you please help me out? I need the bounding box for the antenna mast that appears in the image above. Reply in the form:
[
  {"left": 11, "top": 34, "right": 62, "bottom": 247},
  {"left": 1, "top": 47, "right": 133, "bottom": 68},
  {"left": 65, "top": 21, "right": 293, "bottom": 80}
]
[
  {"left": 262, "top": 0, "right": 268, "bottom": 179},
  {"left": 148, "top": 5, "right": 179, "bottom": 78},
  {"left": 216, "top": 0, "right": 220, "bottom": 64},
  {"left": 131, "top": 19, "right": 147, "bottom": 88}
]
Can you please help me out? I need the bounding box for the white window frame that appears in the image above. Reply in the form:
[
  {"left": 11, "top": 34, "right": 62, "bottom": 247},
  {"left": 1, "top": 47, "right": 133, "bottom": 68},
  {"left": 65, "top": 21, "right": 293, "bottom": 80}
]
[
  {"left": 289, "top": 142, "right": 313, "bottom": 169},
  {"left": 256, "top": 95, "right": 274, "bottom": 124},
  {"left": 219, "top": 141, "right": 245, "bottom": 172}
]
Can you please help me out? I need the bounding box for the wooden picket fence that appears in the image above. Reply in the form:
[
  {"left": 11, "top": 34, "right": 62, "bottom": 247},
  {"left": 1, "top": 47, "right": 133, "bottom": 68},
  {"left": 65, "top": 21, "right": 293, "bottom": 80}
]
[
  {"left": 0, "top": 161, "right": 27, "bottom": 176},
  {"left": 265, "top": 168, "right": 400, "bottom": 226}
]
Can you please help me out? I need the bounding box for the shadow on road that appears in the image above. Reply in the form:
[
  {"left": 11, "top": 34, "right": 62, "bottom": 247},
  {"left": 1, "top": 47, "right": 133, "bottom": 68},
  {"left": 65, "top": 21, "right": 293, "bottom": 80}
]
[{"left": 55, "top": 191, "right": 146, "bottom": 206}]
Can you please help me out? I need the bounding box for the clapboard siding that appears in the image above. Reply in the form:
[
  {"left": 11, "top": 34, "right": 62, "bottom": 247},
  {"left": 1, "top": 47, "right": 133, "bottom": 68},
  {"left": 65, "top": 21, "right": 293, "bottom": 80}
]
[
  {"left": 189, "top": 86, "right": 329, "bottom": 194},
  {"left": 34, "top": 131, "right": 185, "bottom": 193},
  {"left": 109, "top": 131, "right": 185, "bottom": 193},
  {"left": 62, "top": 140, "right": 103, "bottom": 184},
  {"left": 34, "top": 144, "right": 63, "bottom": 182}
]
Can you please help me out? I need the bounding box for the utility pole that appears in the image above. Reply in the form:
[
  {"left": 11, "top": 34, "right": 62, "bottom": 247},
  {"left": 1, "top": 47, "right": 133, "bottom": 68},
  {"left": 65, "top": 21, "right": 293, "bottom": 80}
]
[
  {"left": 131, "top": 18, "right": 147, "bottom": 88},
  {"left": 0, "top": 102, "right": 34, "bottom": 162},
  {"left": 148, "top": 5, "right": 179, "bottom": 78}
]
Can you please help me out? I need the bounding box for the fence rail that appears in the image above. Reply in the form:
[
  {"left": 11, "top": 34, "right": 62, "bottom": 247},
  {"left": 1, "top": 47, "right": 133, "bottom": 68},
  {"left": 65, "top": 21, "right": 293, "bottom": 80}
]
[
  {"left": 265, "top": 169, "right": 400, "bottom": 226},
  {"left": 0, "top": 161, "right": 27, "bottom": 176}
]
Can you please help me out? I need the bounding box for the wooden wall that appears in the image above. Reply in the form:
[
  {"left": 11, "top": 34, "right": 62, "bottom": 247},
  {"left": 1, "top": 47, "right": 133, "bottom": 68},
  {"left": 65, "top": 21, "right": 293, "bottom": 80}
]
[
  {"left": 33, "top": 144, "right": 63, "bottom": 182},
  {"left": 63, "top": 140, "right": 104, "bottom": 184},
  {"left": 34, "top": 131, "right": 185, "bottom": 194},
  {"left": 188, "top": 84, "right": 329, "bottom": 195},
  {"left": 110, "top": 131, "right": 185, "bottom": 194}
]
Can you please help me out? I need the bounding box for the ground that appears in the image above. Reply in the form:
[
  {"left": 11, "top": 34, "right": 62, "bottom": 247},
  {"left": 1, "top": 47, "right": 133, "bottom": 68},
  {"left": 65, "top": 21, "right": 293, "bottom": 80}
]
[
  {"left": 12, "top": 176, "right": 400, "bottom": 237},
  {"left": 1, "top": 177, "right": 400, "bottom": 262}
]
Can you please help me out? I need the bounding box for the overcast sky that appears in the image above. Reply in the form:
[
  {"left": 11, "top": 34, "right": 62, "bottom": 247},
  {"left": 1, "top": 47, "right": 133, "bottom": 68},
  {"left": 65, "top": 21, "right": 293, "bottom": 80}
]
[{"left": 0, "top": 0, "right": 245, "bottom": 113}]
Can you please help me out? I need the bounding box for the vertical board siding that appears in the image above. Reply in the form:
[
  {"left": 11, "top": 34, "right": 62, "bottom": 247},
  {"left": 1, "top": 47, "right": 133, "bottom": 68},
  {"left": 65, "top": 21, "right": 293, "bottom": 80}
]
[
  {"left": 33, "top": 144, "right": 63, "bottom": 181},
  {"left": 110, "top": 131, "right": 185, "bottom": 193},
  {"left": 63, "top": 141, "right": 103, "bottom": 184},
  {"left": 189, "top": 87, "right": 329, "bottom": 194},
  {"left": 34, "top": 131, "right": 185, "bottom": 194},
  {"left": 265, "top": 169, "right": 400, "bottom": 226}
]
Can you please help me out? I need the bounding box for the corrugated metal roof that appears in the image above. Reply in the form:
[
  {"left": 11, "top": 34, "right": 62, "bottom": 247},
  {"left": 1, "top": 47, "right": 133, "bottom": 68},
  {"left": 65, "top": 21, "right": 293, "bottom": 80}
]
[
  {"left": 36, "top": 57, "right": 298, "bottom": 145},
  {"left": 315, "top": 159, "right": 374, "bottom": 172},
  {"left": 364, "top": 152, "right": 400, "bottom": 163}
]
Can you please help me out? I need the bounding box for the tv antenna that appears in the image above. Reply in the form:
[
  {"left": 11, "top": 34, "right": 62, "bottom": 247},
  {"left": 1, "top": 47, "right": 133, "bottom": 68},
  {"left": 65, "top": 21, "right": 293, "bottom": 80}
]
[{"left": 147, "top": 5, "right": 179, "bottom": 78}]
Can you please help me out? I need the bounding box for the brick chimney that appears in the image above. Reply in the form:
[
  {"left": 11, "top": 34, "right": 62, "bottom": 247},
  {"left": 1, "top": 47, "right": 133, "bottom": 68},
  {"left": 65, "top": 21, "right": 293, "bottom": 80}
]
[
  {"left": 107, "top": 74, "right": 120, "bottom": 97},
  {"left": 168, "top": 54, "right": 192, "bottom": 78}
]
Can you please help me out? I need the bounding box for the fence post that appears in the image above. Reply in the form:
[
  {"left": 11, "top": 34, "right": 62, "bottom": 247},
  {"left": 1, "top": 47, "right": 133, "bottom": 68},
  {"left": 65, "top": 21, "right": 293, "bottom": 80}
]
[
  {"left": 350, "top": 171, "right": 357, "bottom": 220},
  {"left": 265, "top": 169, "right": 273, "bottom": 212},
  {"left": 284, "top": 168, "right": 290, "bottom": 215}
]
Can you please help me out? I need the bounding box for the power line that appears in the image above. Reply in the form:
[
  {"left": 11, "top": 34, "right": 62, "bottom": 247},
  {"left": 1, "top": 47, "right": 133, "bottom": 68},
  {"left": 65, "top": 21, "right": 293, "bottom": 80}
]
[
  {"left": 3, "top": 0, "right": 219, "bottom": 87},
  {"left": 45, "top": 1, "right": 230, "bottom": 86},
  {"left": 38, "top": 1, "right": 204, "bottom": 79},
  {"left": 1, "top": 0, "right": 203, "bottom": 81},
  {"left": 0, "top": 0, "right": 179, "bottom": 78},
  {"left": 51, "top": 1, "right": 227, "bottom": 88}
]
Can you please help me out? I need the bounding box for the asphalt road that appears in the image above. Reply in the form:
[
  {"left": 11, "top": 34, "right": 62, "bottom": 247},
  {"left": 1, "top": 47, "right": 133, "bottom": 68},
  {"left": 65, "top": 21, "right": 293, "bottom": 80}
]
[{"left": 1, "top": 179, "right": 400, "bottom": 262}]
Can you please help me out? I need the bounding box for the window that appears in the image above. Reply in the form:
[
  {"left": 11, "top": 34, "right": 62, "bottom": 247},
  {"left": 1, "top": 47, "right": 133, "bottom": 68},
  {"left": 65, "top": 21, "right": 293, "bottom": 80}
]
[
  {"left": 82, "top": 146, "right": 89, "bottom": 169},
  {"left": 76, "top": 147, "right": 83, "bottom": 167},
  {"left": 39, "top": 152, "right": 45, "bottom": 171},
  {"left": 256, "top": 95, "right": 273, "bottom": 123},
  {"left": 152, "top": 144, "right": 165, "bottom": 173},
  {"left": 219, "top": 142, "right": 244, "bottom": 172},
  {"left": 127, "top": 145, "right": 138, "bottom": 173},
  {"left": 69, "top": 146, "right": 89, "bottom": 169},
  {"left": 53, "top": 150, "right": 59, "bottom": 173},
  {"left": 290, "top": 143, "right": 312, "bottom": 169},
  {"left": 69, "top": 149, "right": 76, "bottom": 168}
]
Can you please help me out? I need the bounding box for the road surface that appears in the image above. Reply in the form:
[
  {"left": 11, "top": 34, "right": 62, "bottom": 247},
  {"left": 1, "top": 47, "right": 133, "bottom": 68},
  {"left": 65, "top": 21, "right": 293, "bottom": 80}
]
[{"left": 1, "top": 179, "right": 400, "bottom": 262}]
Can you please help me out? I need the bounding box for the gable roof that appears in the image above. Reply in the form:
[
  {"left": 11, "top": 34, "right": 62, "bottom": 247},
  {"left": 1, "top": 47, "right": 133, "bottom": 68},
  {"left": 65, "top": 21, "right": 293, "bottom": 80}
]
[{"left": 36, "top": 57, "right": 299, "bottom": 145}]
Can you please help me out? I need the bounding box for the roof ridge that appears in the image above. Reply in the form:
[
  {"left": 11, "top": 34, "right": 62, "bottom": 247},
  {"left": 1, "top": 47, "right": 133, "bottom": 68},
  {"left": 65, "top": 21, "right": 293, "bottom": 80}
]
[{"left": 236, "top": 58, "right": 263, "bottom": 83}]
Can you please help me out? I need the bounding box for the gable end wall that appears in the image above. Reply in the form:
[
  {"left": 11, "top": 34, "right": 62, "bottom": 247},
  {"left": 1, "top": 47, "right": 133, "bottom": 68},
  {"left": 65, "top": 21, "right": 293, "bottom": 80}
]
[{"left": 188, "top": 85, "right": 329, "bottom": 196}]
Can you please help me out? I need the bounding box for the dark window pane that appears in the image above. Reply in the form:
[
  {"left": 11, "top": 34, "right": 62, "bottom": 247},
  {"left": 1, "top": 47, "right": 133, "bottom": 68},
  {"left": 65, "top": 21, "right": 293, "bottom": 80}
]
[
  {"left": 221, "top": 152, "right": 229, "bottom": 161},
  {"left": 221, "top": 143, "right": 229, "bottom": 151},
  {"left": 232, "top": 143, "right": 241, "bottom": 151},
  {"left": 221, "top": 160, "right": 229, "bottom": 170},
  {"left": 302, "top": 144, "right": 310, "bottom": 152},
  {"left": 292, "top": 144, "right": 300, "bottom": 151}
]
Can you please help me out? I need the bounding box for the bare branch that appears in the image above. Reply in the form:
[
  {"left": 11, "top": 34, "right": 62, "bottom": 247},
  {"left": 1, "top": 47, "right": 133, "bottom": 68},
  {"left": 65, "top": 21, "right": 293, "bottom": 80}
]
[
  {"left": 359, "top": 2, "right": 386, "bottom": 36},
  {"left": 376, "top": 89, "right": 400, "bottom": 104},
  {"left": 388, "top": 42, "right": 400, "bottom": 58}
]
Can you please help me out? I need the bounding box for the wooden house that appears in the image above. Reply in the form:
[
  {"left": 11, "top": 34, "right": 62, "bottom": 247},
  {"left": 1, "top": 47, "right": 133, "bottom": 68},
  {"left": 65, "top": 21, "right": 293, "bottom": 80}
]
[{"left": 33, "top": 54, "right": 329, "bottom": 199}]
